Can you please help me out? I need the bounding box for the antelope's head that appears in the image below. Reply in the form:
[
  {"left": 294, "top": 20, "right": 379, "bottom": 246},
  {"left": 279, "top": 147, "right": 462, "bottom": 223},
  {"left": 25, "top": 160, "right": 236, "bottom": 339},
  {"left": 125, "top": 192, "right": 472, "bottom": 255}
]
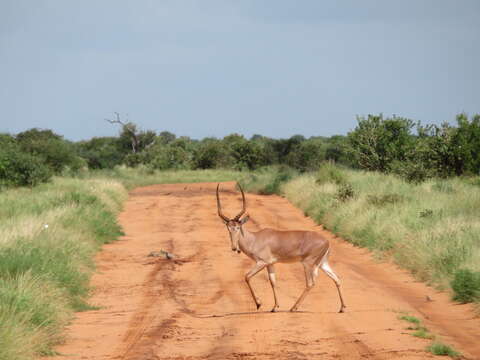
[{"left": 216, "top": 183, "right": 250, "bottom": 253}]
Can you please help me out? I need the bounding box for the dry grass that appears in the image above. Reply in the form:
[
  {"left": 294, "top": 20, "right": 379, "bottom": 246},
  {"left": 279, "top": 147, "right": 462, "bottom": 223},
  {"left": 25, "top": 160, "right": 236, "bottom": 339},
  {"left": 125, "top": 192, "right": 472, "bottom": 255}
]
[{"left": 281, "top": 166, "right": 480, "bottom": 297}]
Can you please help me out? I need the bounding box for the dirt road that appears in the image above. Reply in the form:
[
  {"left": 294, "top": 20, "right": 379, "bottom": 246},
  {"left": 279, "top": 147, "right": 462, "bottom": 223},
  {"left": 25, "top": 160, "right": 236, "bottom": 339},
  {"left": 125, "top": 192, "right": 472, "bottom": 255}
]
[{"left": 50, "top": 182, "right": 479, "bottom": 359}]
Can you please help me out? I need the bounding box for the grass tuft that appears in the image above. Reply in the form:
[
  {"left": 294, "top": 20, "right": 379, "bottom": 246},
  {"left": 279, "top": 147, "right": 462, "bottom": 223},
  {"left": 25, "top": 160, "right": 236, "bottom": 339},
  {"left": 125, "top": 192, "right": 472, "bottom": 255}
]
[
  {"left": 399, "top": 315, "right": 421, "bottom": 325},
  {"left": 427, "top": 342, "right": 461, "bottom": 358},
  {"left": 412, "top": 327, "right": 434, "bottom": 339},
  {"left": 451, "top": 269, "right": 480, "bottom": 303}
]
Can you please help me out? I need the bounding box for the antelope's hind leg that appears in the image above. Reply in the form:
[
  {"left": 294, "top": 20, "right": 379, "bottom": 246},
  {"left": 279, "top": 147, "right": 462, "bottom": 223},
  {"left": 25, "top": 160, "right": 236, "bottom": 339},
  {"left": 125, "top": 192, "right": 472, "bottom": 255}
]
[
  {"left": 320, "top": 258, "right": 346, "bottom": 313},
  {"left": 290, "top": 262, "right": 315, "bottom": 312},
  {"left": 267, "top": 264, "right": 280, "bottom": 312}
]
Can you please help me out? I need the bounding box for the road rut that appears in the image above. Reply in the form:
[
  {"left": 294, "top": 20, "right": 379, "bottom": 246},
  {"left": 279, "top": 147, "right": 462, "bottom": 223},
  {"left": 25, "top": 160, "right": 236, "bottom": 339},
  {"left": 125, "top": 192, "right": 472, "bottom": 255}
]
[{"left": 49, "top": 182, "right": 480, "bottom": 359}]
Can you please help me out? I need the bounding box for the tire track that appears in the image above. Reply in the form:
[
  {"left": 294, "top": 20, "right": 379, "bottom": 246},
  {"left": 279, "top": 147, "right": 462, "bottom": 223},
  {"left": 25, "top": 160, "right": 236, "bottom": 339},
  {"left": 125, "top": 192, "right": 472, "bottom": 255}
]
[{"left": 49, "top": 182, "right": 480, "bottom": 360}]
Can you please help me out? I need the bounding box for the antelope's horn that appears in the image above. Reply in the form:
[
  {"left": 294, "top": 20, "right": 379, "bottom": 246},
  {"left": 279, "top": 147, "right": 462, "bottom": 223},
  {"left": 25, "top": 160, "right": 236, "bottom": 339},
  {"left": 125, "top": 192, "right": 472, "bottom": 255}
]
[
  {"left": 216, "top": 184, "right": 230, "bottom": 222},
  {"left": 234, "top": 183, "right": 246, "bottom": 220}
]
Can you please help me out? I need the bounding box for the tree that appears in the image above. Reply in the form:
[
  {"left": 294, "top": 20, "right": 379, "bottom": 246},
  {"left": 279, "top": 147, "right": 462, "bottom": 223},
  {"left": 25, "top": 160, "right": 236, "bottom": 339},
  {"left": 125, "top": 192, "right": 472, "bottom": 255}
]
[
  {"left": 105, "top": 113, "right": 156, "bottom": 153},
  {"left": 75, "top": 137, "right": 124, "bottom": 169},
  {"left": 348, "top": 114, "right": 415, "bottom": 172},
  {"left": 223, "top": 134, "right": 265, "bottom": 170},
  {"left": 324, "top": 135, "right": 352, "bottom": 166},
  {"left": 194, "top": 139, "right": 232, "bottom": 169},
  {"left": 285, "top": 138, "right": 326, "bottom": 172},
  {"left": 15, "top": 128, "right": 84, "bottom": 173},
  {"left": 158, "top": 131, "right": 176, "bottom": 145},
  {"left": 0, "top": 133, "right": 52, "bottom": 187}
]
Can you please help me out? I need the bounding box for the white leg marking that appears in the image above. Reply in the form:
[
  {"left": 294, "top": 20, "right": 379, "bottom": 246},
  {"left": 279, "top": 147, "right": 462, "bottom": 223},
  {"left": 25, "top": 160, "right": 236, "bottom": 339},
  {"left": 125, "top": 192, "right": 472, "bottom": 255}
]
[
  {"left": 321, "top": 261, "right": 340, "bottom": 284},
  {"left": 269, "top": 272, "right": 276, "bottom": 283}
]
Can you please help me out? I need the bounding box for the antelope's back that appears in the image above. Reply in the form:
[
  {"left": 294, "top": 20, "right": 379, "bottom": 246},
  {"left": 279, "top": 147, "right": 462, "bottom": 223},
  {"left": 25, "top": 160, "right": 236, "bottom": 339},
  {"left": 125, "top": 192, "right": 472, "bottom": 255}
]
[{"left": 255, "top": 229, "right": 329, "bottom": 262}]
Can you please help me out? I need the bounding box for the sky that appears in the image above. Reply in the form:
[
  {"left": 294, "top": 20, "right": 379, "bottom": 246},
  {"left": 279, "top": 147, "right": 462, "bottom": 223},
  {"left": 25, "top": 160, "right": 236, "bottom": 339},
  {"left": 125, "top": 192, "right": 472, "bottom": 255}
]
[{"left": 1, "top": 1, "right": 479, "bottom": 141}]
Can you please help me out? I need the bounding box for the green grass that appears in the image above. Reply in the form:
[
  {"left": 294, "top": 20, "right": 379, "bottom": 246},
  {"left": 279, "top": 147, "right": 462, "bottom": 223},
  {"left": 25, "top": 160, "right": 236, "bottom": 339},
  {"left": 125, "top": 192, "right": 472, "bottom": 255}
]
[
  {"left": 399, "top": 315, "right": 421, "bottom": 325},
  {"left": 240, "top": 166, "right": 299, "bottom": 195},
  {"left": 77, "top": 165, "right": 246, "bottom": 190},
  {"left": 0, "top": 176, "right": 127, "bottom": 359},
  {"left": 0, "top": 167, "right": 251, "bottom": 360},
  {"left": 398, "top": 313, "right": 457, "bottom": 356},
  {"left": 427, "top": 342, "right": 461, "bottom": 358},
  {"left": 412, "top": 327, "right": 434, "bottom": 339},
  {"left": 2, "top": 165, "right": 477, "bottom": 359},
  {"left": 279, "top": 166, "right": 480, "bottom": 302}
]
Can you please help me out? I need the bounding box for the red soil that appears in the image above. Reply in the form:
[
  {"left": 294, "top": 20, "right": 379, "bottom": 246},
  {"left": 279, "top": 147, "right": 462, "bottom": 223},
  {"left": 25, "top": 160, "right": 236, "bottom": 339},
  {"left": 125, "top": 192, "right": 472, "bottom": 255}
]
[{"left": 48, "top": 182, "right": 480, "bottom": 360}]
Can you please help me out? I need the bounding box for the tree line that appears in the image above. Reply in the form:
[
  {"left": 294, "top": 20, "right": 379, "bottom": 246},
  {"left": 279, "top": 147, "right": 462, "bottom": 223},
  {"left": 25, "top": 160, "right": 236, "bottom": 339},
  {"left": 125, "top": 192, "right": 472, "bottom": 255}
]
[{"left": 1, "top": 113, "right": 479, "bottom": 187}]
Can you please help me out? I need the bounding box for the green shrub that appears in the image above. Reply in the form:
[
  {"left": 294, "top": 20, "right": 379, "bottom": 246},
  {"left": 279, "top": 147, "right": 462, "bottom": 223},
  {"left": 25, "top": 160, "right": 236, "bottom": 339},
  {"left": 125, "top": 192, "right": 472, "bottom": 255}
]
[
  {"left": 16, "top": 128, "right": 84, "bottom": 174},
  {"left": 419, "top": 209, "right": 434, "bottom": 218},
  {"left": 0, "top": 148, "right": 52, "bottom": 187},
  {"left": 316, "top": 162, "right": 347, "bottom": 185},
  {"left": 193, "top": 140, "right": 232, "bottom": 169},
  {"left": 335, "top": 183, "right": 355, "bottom": 202},
  {"left": 390, "top": 160, "right": 433, "bottom": 183},
  {"left": 285, "top": 139, "right": 326, "bottom": 172},
  {"left": 261, "top": 166, "right": 297, "bottom": 195},
  {"left": 426, "top": 342, "right": 460, "bottom": 358},
  {"left": 451, "top": 269, "right": 480, "bottom": 303}
]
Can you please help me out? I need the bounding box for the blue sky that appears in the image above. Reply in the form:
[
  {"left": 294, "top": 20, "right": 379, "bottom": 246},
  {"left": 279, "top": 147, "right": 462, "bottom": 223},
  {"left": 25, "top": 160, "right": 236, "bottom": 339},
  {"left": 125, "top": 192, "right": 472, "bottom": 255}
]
[{"left": 1, "top": 1, "right": 479, "bottom": 141}]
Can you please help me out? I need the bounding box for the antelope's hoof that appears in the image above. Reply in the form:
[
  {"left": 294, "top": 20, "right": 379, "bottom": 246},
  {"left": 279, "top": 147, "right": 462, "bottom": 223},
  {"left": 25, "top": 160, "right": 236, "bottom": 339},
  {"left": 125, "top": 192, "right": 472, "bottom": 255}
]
[
  {"left": 339, "top": 307, "right": 346, "bottom": 313},
  {"left": 270, "top": 307, "right": 278, "bottom": 313},
  {"left": 256, "top": 303, "right": 262, "bottom": 310},
  {"left": 289, "top": 307, "right": 297, "bottom": 312}
]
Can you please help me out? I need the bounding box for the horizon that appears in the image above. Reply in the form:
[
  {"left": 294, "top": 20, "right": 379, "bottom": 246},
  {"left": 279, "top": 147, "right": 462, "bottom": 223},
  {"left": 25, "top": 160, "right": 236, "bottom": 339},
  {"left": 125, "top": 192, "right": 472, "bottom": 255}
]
[{"left": 1, "top": 1, "right": 479, "bottom": 141}]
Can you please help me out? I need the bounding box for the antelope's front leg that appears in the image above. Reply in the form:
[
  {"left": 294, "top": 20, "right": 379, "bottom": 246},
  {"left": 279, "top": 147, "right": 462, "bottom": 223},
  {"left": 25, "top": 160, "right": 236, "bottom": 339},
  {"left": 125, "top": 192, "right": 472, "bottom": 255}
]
[{"left": 245, "top": 261, "right": 267, "bottom": 310}]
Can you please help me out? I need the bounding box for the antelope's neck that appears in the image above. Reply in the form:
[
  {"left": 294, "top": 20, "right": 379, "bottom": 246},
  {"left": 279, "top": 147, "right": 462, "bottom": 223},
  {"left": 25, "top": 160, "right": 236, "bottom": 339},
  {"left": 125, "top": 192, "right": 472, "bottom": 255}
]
[{"left": 238, "top": 227, "right": 256, "bottom": 257}]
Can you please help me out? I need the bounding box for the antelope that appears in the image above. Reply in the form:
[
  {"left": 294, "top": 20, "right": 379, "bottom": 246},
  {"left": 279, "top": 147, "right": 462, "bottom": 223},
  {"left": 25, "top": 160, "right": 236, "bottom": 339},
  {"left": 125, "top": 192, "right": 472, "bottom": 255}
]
[{"left": 216, "top": 183, "right": 346, "bottom": 313}]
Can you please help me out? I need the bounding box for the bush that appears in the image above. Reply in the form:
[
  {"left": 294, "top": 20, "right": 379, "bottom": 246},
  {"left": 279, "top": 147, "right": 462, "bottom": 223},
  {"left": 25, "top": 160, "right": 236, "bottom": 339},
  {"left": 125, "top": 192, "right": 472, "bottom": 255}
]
[
  {"left": 451, "top": 269, "right": 480, "bottom": 303},
  {"left": 316, "top": 162, "right": 347, "bottom": 185},
  {"left": 16, "top": 128, "right": 83, "bottom": 174},
  {"left": 390, "top": 159, "right": 434, "bottom": 183},
  {"left": 285, "top": 139, "right": 326, "bottom": 172},
  {"left": 348, "top": 114, "right": 416, "bottom": 172},
  {"left": 0, "top": 147, "right": 52, "bottom": 187},
  {"left": 75, "top": 137, "right": 124, "bottom": 169},
  {"left": 224, "top": 134, "right": 266, "bottom": 170},
  {"left": 148, "top": 145, "right": 193, "bottom": 170},
  {"left": 261, "top": 166, "right": 297, "bottom": 195},
  {"left": 335, "top": 183, "right": 355, "bottom": 202},
  {"left": 193, "top": 140, "right": 232, "bottom": 169}
]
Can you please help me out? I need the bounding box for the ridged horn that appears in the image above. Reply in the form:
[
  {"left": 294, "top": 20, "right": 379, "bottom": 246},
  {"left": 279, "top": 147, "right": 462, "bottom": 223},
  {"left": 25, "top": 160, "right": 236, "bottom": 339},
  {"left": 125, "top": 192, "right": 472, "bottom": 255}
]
[
  {"left": 234, "top": 183, "right": 246, "bottom": 220},
  {"left": 216, "top": 184, "right": 230, "bottom": 222}
]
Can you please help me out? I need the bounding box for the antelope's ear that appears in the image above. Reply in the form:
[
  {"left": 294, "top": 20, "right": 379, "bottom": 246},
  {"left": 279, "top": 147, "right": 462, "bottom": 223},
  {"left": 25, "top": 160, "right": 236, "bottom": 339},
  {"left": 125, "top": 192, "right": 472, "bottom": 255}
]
[
  {"left": 240, "top": 215, "right": 249, "bottom": 224},
  {"left": 220, "top": 218, "right": 228, "bottom": 224}
]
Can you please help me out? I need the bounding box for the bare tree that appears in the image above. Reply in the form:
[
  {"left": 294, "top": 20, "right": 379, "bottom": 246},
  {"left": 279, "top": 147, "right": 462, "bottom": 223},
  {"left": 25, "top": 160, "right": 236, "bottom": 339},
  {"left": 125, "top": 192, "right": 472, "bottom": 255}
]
[{"left": 105, "top": 112, "right": 140, "bottom": 153}]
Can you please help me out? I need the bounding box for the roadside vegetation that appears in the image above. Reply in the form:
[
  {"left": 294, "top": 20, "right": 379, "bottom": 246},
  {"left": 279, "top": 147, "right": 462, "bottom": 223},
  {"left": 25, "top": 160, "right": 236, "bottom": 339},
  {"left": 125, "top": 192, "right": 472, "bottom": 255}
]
[
  {"left": 0, "top": 177, "right": 127, "bottom": 359},
  {"left": 276, "top": 164, "right": 480, "bottom": 303},
  {"left": 1, "top": 112, "right": 479, "bottom": 359},
  {"left": 397, "top": 313, "right": 460, "bottom": 358},
  {"left": 0, "top": 168, "right": 248, "bottom": 360}
]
